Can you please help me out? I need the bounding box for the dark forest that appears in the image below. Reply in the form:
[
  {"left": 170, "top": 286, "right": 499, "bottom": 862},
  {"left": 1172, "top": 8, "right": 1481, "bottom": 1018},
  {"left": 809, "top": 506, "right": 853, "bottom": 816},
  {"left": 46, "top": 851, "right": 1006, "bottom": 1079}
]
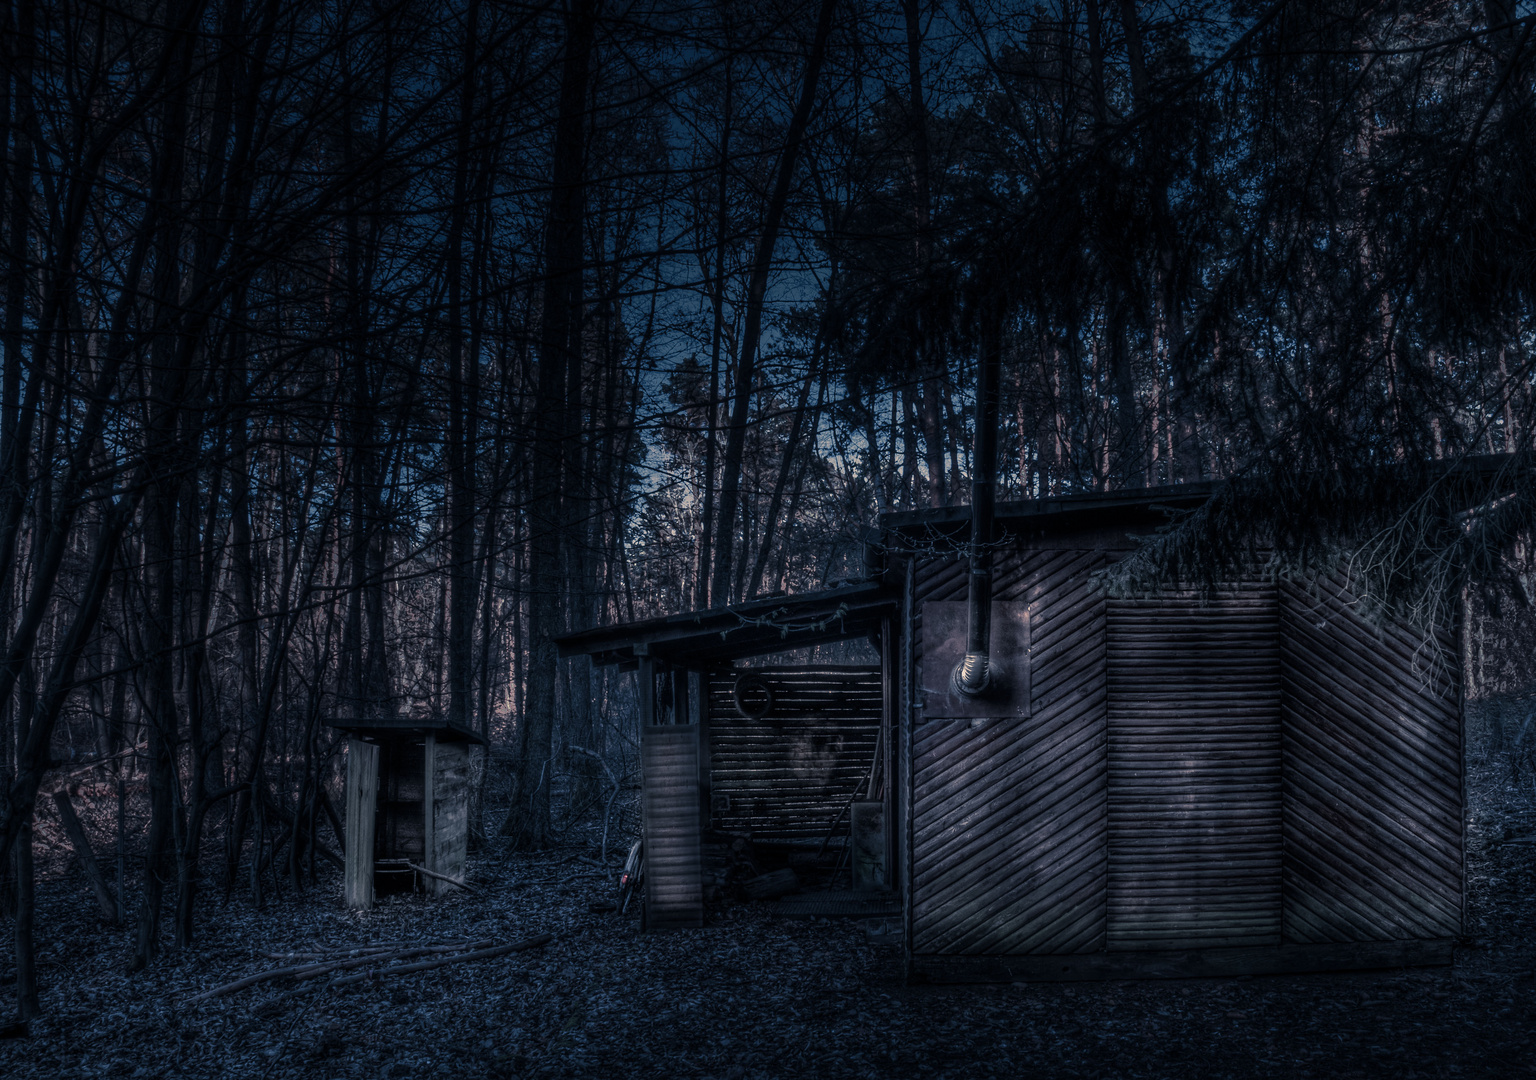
[{"left": 3, "top": 0, "right": 1536, "bottom": 1076}]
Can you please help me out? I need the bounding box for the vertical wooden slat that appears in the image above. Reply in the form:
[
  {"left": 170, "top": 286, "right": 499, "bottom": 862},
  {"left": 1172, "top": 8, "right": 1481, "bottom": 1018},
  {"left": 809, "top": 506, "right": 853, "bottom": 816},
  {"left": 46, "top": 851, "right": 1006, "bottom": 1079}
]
[
  {"left": 642, "top": 723, "right": 703, "bottom": 929},
  {"left": 694, "top": 671, "right": 712, "bottom": 826},
  {"left": 1280, "top": 574, "right": 1462, "bottom": 942},
  {"left": 911, "top": 550, "right": 1108, "bottom": 956},
  {"left": 882, "top": 616, "right": 897, "bottom": 889},
  {"left": 429, "top": 740, "right": 470, "bottom": 896},
  {"left": 1106, "top": 584, "right": 1282, "bottom": 951},
  {"left": 345, "top": 737, "right": 379, "bottom": 910},
  {"left": 422, "top": 733, "right": 436, "bottom": 890}
]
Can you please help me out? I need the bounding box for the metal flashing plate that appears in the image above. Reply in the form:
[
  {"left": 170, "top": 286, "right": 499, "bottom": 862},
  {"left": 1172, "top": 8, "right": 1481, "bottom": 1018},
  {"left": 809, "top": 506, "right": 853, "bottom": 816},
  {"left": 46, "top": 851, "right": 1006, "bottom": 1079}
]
[{"left": 920, "top": 600, "right": 1031, "bottom": 719}]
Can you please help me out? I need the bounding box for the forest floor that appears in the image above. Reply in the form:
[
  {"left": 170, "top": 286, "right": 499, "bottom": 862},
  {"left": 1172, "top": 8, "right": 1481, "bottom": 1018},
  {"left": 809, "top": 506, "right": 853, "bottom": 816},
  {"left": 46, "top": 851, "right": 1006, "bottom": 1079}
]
[{"left": 4, "top": 723, "right": 1536, "bottom": 1080}]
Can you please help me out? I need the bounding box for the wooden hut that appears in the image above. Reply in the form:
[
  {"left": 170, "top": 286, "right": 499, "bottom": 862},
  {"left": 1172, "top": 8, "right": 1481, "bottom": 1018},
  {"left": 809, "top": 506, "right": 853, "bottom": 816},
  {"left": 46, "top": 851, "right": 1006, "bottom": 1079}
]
[
  {"left": 326, "top": 716, "right": 487, "bottom": 909},
  {"left": 556, "top": 583, "right": 899, "bottom": 928},
  {"left": 559, "top": 481, "right": 1465, "bottom": 980},
  {"left": 886, "top": 486, "right": 1462, "bottom": 981}
]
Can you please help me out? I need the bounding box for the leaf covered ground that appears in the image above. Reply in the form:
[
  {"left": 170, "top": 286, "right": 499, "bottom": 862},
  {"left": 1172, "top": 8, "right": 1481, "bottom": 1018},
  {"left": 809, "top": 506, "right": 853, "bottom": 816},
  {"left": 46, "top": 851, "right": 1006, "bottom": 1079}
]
[{"left": 4, "top": 717, "right": 1536, "bottom": 1080}]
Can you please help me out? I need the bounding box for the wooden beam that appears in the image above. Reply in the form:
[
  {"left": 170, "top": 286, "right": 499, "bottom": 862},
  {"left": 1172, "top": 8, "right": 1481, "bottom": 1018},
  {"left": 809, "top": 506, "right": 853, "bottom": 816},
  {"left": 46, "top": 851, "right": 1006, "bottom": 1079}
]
[
  {"left": 911, "top": 939, "right": 1454, "bottom": 984},
  {"left": 429, "top": 740, "right": 470, "bottom": 898},
  {"left": 344, "top": 738, "right": 379, "bottom": 910},
  {"left": 423, "top": 733, "right": 436, "bottom": 897}
]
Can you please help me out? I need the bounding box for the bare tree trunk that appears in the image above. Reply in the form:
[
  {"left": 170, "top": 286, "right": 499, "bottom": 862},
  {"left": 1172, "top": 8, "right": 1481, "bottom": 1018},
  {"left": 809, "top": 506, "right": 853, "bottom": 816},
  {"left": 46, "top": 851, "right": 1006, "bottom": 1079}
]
[
  {"left": 13, "top": 818, "right": 37, "bottom": 1017},
  {"left": 133, "top": 57, "right": 194, "bottom": 961},
  {"left": 747, "top": 326, "right": 824, "bottom": 599},
  {"left": 711, "top": 0, "right": 838, "bottom": 604},
  {"left": 696, "top": 56, "right": 733, "bottom": 610},
  {"left": 448, "top": 0, "right": 483, "bottom": 737},
  {"left": 505, "top": 0, "right": 596, "bottom": 849}
]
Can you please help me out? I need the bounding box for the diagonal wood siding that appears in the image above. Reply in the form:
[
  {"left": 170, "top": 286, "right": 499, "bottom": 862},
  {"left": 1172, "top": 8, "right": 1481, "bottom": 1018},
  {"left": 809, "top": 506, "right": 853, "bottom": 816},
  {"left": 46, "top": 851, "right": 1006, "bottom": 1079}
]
[
  {"left": 1279, "top": 574, "right": 1462, "bottom": 942},
  {"left": 912, "top": 549, "right": 1108, "bottom": 955},
  {"left": 1106, "top": 584, "right": 1283, "bottom": 951},
  {"left": 904, "top": 545, "right": 1463, "bottom": 970}
]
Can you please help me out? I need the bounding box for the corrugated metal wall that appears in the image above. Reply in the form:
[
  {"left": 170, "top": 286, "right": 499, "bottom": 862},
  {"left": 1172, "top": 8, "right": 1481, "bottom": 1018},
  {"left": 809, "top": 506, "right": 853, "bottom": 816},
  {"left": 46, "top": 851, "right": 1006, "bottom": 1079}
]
[
  {"left": 1280, "top": 573, "right": 1462, "bottom": 941},
  {"left": 707, "top": 666, "right": 880, "bottom": 843},
  {"left": 911, "top": 550, "right": 1109, "bottom": 955},
  {"left": 642, "top": 724, "right": 704, "bottom": 928},
  {"left": 1106, "top": 584, "right": 1283, "bottom": 951}
]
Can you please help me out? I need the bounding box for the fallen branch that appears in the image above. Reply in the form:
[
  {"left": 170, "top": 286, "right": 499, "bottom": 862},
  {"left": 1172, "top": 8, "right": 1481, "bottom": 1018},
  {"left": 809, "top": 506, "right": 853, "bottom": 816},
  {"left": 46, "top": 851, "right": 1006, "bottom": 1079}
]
[
  {"left": 51, "top": 790, "right": 120, "bottom": 923},
  {"left": 406, "top": 862, "right": 481, "bottom": 894},
  {"left": 328, "top": 935, "right": 553, "bottom": 987},
  {"left": 259, "top": 943, "right": 422, "bottom": 962},
  {"left": 189, "top": 940, "right": 495, "bottom": 1001}
]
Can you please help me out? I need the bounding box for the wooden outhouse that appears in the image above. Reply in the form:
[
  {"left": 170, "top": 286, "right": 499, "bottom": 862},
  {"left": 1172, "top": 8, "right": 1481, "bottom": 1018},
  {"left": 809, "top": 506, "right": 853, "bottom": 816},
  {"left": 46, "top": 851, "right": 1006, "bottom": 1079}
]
[
  {"left": 560, "top": 481, "right": 1465, "bottom": 980},
  {"left": 327, "top": 716, "right": 487, "bottom": 909}
]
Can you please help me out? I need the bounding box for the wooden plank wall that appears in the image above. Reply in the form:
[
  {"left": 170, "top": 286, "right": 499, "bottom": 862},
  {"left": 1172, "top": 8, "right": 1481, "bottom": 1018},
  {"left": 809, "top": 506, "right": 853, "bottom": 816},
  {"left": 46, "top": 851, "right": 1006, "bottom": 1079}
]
[
  {"left": 427, "top": 739, "right": 471, "bottom": 897},
  {"left": 1280, "top": 573, "right": 1462, "bottom": 941},
  {"left": 911, "top": 550, "right": 1109, "bottom": 955},
  {"left": 344, "top": 738, "right": 379, "bottom": 910},
  {"left": 707, "top": 667, "right": 880, "bottom": 842},
  {"left": 642, "top": 723, "right": 704, "bottom": 928},
  {"left": 904, "top": 549, "right": 1462, "bottom": 970},
  {"left": 1105, "top": 583, "right": 1283, "bottom": 951}
]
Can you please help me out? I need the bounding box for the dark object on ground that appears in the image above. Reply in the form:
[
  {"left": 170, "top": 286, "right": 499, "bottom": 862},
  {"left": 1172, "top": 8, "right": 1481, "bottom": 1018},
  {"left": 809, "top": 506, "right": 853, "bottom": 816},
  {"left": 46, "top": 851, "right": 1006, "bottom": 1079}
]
[
  {"left": 190, "top": 939, "right": 498, "bottom": 1000},
  {"left": 771, "top": 890, "right": 900, "bottom": 919},
  {"left": 329, "top": 935, "right": 554, "bottom": 987},
  {"left": 745, "top": 869, "right": 799, "bottom": 900}
]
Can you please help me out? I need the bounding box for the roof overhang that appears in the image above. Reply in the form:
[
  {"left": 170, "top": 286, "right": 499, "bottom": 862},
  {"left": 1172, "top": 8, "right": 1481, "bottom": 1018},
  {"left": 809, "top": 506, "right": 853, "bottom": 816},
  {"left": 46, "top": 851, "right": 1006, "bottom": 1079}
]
[
  {"left": 554, "top": 580, "right": 898, "bottom": 669},
  {"left": 881, "top": 453, "right": 1536, "bottom": 545},
  {"left": 882, "top": 480, "right": 1220, "bottom": 544},
  {"left": 323, "top": 716, "right": 489, "bottom": 746}
]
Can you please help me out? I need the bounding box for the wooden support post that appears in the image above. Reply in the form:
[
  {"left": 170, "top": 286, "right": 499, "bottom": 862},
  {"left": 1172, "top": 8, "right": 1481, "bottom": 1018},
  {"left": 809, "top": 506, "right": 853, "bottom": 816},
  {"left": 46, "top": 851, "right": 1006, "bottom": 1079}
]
[
  {"left": 427, "top": 739, "right": 470, "bottom": 897},
  {"left": 637, "top": 650, "right": 654, "bottom": 727},
  {"left": 423, "top": 733, "right": 437, "bottom": 895},
  {"left": 881, "top": 616, "right": 897, "bottom": 888},
  {"left": 344, "top": 738, "right": 379, "bottom": 910},
  {"left": 694, "top": 671, "right": 711, "bottom": 827}
]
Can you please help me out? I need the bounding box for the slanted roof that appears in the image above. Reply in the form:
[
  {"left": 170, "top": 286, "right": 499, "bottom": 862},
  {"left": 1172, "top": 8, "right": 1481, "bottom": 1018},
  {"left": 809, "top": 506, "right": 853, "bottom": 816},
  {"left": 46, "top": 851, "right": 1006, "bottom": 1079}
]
[
  {"left": 323, "top": 715, "right": 488, "bottom": 745},
  {"left": 881, "top": 453, "right": 1536, "bottom": 544},
  {"left": 554, "top": 580, "right": 897, "bottom": 669},
  {"left": 881, "top": 480, "right": 1220, "bottom": 542}
]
